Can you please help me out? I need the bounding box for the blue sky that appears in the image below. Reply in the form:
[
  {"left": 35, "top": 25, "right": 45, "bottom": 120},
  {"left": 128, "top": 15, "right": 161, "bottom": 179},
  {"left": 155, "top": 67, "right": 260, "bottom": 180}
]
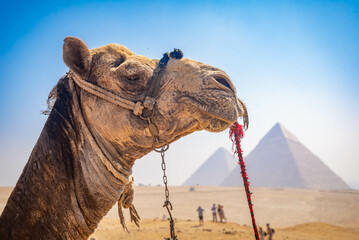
[{"left": 0, "top": 0, "right": 358, "bottom": 188}]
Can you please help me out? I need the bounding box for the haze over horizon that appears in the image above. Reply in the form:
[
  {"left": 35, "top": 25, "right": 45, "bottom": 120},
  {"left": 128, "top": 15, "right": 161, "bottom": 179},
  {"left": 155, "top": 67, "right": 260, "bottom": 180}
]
[{"left": 1, "top": 1, "right": 358, "bottom": 189}]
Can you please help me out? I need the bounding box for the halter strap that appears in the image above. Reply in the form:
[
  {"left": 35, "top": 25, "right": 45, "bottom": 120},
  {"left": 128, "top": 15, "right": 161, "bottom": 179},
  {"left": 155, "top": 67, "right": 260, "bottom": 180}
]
[
  {"left": 70, "top": 72, "right": 145, "bottom": 116},
  {"left": 69, "top": 48, "right": 183, "bottom": 118},
  {"left": 138, "top": 49, "right": 183, "bottom": 118}
]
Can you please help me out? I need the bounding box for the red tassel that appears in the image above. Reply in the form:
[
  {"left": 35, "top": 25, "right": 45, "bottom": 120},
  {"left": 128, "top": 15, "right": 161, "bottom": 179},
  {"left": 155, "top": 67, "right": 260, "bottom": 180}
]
[{"left": 230, "top": 122, "right": 259, "bottom": 240}]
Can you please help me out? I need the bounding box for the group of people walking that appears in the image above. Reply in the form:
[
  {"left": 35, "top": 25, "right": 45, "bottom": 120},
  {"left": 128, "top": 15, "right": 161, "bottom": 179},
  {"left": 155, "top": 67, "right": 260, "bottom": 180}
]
[
  {"left": 196, "top": 205, "right": 275, "bottom": 240},
  {"left": 196, "top": 203, "right": 227, "bottom": 226}
]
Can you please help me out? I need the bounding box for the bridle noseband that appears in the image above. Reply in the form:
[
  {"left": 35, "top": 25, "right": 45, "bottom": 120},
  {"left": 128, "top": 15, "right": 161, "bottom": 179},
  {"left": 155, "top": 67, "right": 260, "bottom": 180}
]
[{"left": 69, "top": 48, "right": 183, "bottom": 149}]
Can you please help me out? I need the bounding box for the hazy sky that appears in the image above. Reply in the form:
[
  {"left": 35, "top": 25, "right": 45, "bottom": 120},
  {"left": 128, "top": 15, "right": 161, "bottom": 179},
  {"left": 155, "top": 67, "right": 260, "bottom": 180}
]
[{"left": 0, "top": 0, "right": 358, "bottom": 188}]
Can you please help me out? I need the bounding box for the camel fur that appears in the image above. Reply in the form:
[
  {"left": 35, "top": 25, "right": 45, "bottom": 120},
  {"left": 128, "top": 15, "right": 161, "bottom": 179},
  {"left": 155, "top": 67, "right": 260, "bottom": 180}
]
[{"left": 0, "top": 37, "right": 246, "bottom": 239}]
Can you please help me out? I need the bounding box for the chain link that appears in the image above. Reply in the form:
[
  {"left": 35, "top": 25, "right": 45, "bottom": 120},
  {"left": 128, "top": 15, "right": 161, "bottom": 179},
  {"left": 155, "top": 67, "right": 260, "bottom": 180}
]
[
  {"left": 146, "top": 113, "right": 177, "bottom": 240},
  {"left": 157, "top": 141, "right": 178, "bottom": 240},
  {"left": 161, "top": 150, "right": 171, "bottom": 204}
]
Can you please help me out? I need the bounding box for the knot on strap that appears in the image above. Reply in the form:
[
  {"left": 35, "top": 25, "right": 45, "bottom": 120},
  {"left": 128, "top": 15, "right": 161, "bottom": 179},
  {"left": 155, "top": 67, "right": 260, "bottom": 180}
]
[
  {"left": 118, "top": 176, "right": 141, "bottom": 232},
  {"left": 122, "top": 187, "right": 134, "bottom": 208},
  {"left": 143, "top": 96, "right": 156, "bottom": 111},
  {"left": 169, "top": 48, "right": 183, "bottom": 59},
  {"left": 157, "top": 48, "right": 183, "bottom": 71},
  {"left": 133, "top": 102, "right": 144, "bottom": 116}
]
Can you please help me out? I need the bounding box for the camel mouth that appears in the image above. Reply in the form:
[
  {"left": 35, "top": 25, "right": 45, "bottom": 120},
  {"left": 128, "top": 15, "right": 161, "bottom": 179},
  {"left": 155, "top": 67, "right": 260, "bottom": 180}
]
[
  {"left": 183, "top": 96, "right": 240, "bottom": 127},
  {"left": 204, "top": 117, "right": 234, "bottom": 132}
]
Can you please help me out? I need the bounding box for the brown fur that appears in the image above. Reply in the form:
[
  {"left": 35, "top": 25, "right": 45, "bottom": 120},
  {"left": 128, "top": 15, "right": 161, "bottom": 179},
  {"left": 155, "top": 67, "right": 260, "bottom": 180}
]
[{"left": 0, "top": 37, "right": 246, "bottom": 239}]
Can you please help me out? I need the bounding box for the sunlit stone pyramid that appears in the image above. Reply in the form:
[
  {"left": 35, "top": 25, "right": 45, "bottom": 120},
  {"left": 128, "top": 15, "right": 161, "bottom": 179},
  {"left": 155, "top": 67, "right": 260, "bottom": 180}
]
[
  {"left": 183, "top": 147, "right": 237, "bottom": 186},
  {"left": 221, "top": 123, "right": 350, "bottom": 189}
]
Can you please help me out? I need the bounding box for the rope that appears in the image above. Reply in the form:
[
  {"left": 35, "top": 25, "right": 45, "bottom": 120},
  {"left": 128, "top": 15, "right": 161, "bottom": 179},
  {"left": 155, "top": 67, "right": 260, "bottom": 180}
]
[
  {"left": 141, "top": 48, "right": 183, "bottom": 118},
  {"left": 69, "top": 48, "right": 183, "bottom": 236},
  {"left": 117, "top": 176, "right": 141, "bottom": 233},
  {"left": 69, "top": 72, "right": 144, "bottom": 116},
  {"left": 230, "top": 122, "right": 259, "bottom": 240},
  {"left": 147, "top": 49, "right": 183, "bottom": 99},
  {"left": 69, "top": 48, "right": 183, "bottom": 118}
]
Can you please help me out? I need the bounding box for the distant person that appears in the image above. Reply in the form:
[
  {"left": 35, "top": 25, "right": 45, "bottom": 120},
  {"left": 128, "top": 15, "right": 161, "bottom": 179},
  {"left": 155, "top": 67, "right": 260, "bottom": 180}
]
[
  {"left": 197, "top": 206, "right": 205, "bottom": 226},
  {"left": 259, "top": 226, "right": 267, "bottom": 240},
  {"left": 266, "top": 223, "right": 275, "bottom": 240},
  {"left": 162, "top": 214, "right": 166, "bottom": 221},
  {"left": 218, "top": 205, "right": 227, "bottom": 223},
  {"left": 211, "top": 204, "right": 217, "bottom": 222},
  {"left": 217, "top": 204, "right": 221, "bottom": 220}
]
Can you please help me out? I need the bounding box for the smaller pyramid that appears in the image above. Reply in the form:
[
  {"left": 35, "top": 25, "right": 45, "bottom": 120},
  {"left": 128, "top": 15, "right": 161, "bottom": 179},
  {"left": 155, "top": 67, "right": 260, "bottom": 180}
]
[
  {"left": 183, "top": 147, "right": 237, "bottom": 186},
  {"left": 221, "top": 123, "right": 350, "bottom": 189}
]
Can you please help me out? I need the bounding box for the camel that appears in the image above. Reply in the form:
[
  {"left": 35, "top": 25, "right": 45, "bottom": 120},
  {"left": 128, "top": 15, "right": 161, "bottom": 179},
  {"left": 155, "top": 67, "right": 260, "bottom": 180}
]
[{"left": 0, "top": 37, "right": 247, "bottom": 239}]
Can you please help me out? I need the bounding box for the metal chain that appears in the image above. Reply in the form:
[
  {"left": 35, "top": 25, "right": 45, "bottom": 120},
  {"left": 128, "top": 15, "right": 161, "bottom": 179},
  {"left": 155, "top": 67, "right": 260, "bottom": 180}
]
[
  {"left": 161, "top": 150, "right": 170, "bottom": 204},
  {"left": 156, "top": 143, "right": 178, "bottom": 240},
  {"left": 144, "top": 113, "right": 178, "bottom": 240}
]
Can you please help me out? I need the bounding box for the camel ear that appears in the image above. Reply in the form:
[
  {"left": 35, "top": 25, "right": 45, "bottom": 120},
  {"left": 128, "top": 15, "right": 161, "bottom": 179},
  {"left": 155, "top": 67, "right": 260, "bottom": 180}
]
[{"left": 63, "top": 37, "right": 91, "bottom": 78}]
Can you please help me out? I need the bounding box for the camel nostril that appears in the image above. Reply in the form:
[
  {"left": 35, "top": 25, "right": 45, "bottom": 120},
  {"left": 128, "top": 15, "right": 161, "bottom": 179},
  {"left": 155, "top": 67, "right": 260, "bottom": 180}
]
[{"left": 214, "top": 77, "right": 233, "bottom": 91}]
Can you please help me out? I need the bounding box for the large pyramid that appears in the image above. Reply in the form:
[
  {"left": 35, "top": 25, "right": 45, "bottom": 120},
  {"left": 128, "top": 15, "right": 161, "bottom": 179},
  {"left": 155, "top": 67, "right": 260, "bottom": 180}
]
[
  {"left": 183, "top": 147, "right": 237, "bottom": 186},
  {"left": 221, "top": 123, "right": 350, "bottom": 189}
]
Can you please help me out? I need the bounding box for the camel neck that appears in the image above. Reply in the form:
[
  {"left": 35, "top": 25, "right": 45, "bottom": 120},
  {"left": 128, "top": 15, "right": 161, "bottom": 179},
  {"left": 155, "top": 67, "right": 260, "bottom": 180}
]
[{"left": 0, "top": 76, "right": 130, "bottom": 239}]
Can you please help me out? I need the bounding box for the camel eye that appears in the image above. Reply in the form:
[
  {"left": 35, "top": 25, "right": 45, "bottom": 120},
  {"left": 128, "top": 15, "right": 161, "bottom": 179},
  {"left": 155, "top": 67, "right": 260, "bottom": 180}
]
[
  {"left": 112, "top": 59, "right": 123, "bottom": 68},
  {"left": 127, "top": 75, "right": 140, "bottom": 82}
]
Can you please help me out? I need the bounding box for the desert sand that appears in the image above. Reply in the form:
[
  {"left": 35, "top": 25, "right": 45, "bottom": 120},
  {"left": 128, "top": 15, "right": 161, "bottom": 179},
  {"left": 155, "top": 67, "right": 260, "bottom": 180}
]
[
  {"left": 91, "top": 219, "right": 359, "bottom": 240},
  {"left": 1, "top": 186, "right": 359, "bottom": 239}
]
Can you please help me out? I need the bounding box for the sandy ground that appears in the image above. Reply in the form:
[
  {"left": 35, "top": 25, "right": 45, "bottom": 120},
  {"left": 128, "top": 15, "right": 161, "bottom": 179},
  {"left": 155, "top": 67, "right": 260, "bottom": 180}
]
[
  {"left": 103, "top": 186, "right": 359, "bottom": 228},
  {"left": 1, "top": 186, "right": 359, "bottom": 239},
  {"left": 91, "top": 219, "right": 359, "bottom": 240}
]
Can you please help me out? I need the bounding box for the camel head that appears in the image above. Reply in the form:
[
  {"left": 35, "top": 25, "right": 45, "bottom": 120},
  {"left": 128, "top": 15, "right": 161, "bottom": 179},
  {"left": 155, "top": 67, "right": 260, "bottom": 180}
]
[
  {"left": 63, "top": 37, "right": 247, "bottom": 156},
  {"left": 0, "top": 37, "right": 248, "bottom": 240}
]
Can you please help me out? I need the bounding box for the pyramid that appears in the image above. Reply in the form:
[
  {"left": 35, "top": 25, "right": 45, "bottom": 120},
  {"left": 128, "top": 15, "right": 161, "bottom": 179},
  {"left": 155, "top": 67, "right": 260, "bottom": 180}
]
[
  {"left": 221, "top": 123, "right": 350, "bottom": 189},
  {"left": 183, "top": 147, "right": 237, "bottom": 186}
]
